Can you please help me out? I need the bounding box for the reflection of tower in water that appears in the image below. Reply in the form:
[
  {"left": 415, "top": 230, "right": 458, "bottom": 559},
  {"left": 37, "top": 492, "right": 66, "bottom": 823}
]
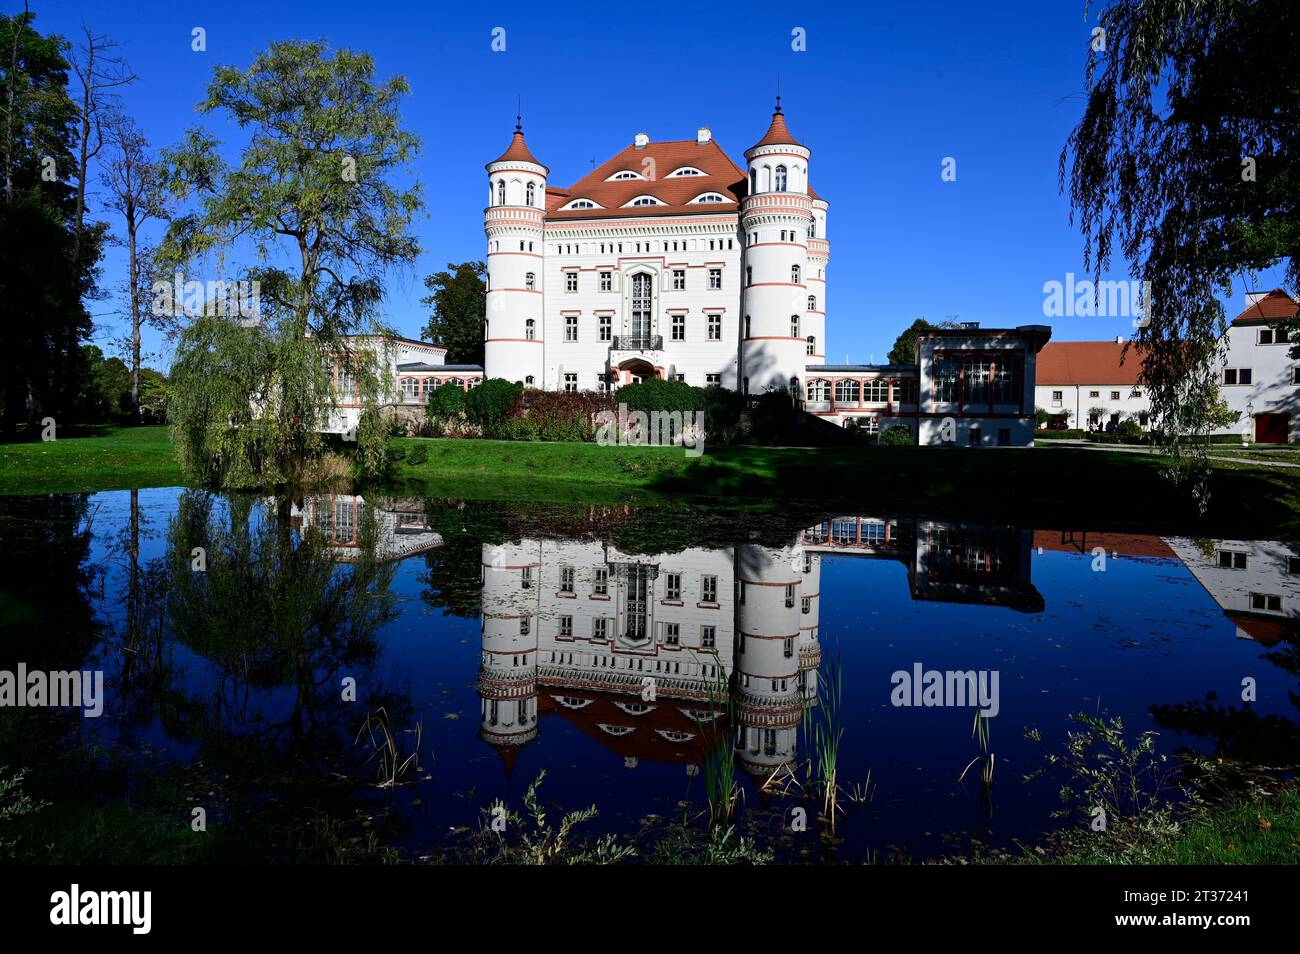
[
  {"left": 733, "top": 543, "right": 821, "bottom": 783},
  {"left": 478, "top": 543, "right": 541, "bottom": 772}
]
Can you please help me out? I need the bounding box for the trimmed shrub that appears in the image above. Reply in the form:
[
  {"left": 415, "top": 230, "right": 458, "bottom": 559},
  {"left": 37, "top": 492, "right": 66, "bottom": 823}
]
[
  {"left": 463, "top": 378, "right": 523, "bottom": 438},
  {"left": 879, "top": 425, "right": 914, "bottom": 446},
  {"left": 507, "top": 390, "right": 613, "bottom": 442},
  {"left": 618, "top": 377, "right": 705, "bottom": 416}
]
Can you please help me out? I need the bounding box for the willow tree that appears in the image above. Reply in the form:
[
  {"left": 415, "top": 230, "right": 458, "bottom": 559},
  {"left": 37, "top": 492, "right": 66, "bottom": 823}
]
[
  {"left": 1062, "top": 0, "right": 1299, "bottom": 496},
  {"left": 160, "top": 40, "right": 422, "bottom": 486}
]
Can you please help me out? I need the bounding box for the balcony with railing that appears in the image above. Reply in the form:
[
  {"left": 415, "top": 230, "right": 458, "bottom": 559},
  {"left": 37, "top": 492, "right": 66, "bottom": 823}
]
[{"left": 611, "top": 334, "right": 663, "bottom": 352}]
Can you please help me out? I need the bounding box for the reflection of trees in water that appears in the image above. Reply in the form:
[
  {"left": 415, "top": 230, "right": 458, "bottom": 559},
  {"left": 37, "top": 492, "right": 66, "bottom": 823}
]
[
  {"left": 1151, "top": 628, "right": 1300, "bottom": 771},
  {"left": 158, "top": 491, "right": 405, "bottom": 762}
]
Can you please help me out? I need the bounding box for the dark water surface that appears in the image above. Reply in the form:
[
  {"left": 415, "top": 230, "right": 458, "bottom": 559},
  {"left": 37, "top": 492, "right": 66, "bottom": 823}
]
[{"left": 2, "top": 488, "right": 1297, "bottom": 862}]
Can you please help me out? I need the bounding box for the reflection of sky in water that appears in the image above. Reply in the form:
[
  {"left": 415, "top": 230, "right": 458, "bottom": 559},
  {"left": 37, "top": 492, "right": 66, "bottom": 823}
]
[{"left": 67, "top": 489, "right": 1300, "bottom": 861}]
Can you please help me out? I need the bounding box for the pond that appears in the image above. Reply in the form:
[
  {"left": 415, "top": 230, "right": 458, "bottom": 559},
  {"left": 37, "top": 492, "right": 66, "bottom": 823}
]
[{"left": 2, "top": 488, "right": 1297, "bottom": 862}]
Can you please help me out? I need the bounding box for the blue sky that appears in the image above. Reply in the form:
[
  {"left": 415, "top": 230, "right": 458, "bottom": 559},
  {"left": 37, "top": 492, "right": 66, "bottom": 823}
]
[{"left": 32, "top": 0, "right": 1284, "bottom": 368}]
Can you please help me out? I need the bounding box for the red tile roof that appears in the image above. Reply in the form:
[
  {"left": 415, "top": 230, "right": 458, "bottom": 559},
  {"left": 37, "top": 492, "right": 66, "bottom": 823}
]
[
  {"left": 1232, "top": 289, "right": 1298, "bottom": 325},
  {"left": 750, "top": 107, "right": 803, "bottom": 150},
  {"left": 546, "top": 138, "right": 747, "bottom": 221},
  {"left": 1036, "top": 341, "right": 1147, "bottom": 386},
  {"left": 1033, "top": 530, "right": 1176, "bottom": 560},
  {"left": 490, "top": 126, "right": 546, "bottom": 169}
]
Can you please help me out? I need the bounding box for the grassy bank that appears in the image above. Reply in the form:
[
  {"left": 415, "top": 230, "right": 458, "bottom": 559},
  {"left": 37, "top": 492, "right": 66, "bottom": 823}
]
[
  {"left": 1000, "top": 786, "right": 1300, "bottom": 866},
  {"left": 3, "top": 428, "right": 1299, "bottom": 539},
  {"left": 0, "top": 425, "right": 182, "bottom": 495},
  {"left": 387, "top": 436, "right": 1300, "bottom": 538}
]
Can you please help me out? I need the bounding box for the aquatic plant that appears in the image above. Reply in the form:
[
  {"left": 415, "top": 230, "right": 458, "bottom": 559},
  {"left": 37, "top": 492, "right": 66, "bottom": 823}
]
[{"left": 355, "top": 707, "right": 422, "bottom": 789}]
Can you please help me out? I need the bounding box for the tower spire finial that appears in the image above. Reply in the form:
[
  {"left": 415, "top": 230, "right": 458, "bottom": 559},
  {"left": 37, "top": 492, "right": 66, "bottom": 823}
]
[
  {"left": 515, "top": 95, "right": 522, "bottom": 133},
  {"left": 775, "top": 75, "right": 782, "bottom": 114}
]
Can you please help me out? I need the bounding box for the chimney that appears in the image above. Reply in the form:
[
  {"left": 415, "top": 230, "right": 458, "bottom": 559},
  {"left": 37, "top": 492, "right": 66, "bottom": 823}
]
[
  {"left": 1115, "top": 335, "right": 1124, "bottom": 344},
  {"left": 696, "top": 127, "right": 712, "bottom": 144},
  {"left": 634, "top": 132, "right": 649, "bottom": 149}
]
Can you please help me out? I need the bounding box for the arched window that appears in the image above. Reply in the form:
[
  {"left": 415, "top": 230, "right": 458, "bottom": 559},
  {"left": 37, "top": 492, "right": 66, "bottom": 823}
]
[
  {"left": 790, "top": 315, "right": 800, "bottom": 338},
  {"left": 790, "top": 376, "right": 800, "bottom": 398},
  {"left": 497, "top": 180, "right": 505, "bottom": 205},
  {"left": 807, "top": 379, "right": 829, "bottom": 402},
  {"left": 775, "top": 165, "right": 787, "bottom": 191},
  {"left": 809, "top": 219, "right": 816, "bottom": 238},
  {"left": 745, "top": 266, "right": 752, "bottom": 286},
  {"left": 525, "top": 375, "right": 535, "bottom": 385},
  {"left": 749, "top": 169, "right": 756, "bottom": 194},
  {"left": 835, "top": 379, "right": 860, "bottom": 404},
  {"left": 808, "top": 295, "right": 816, "bottom": 311},
  {"left": 807, "top": 335, "right": 816, "bottom": 356},
  {"left": 744, "top": 315, "right": 751, "bottom": 338},
  {"left": 791, "top": 265, "right": 801, "bottom": 284},
  {"left": 525, "top": 319, "right": 535, "bottom": 340},
  {"left": 526, "top": 182, "right": 535, "bottom": 206},
  {"left": 525, "top": 272, "right": 535, "bottom": 290}
]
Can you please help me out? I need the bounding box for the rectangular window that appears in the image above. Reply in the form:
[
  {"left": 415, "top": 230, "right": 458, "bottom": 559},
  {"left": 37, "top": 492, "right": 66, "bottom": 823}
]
[
  {"left": 1224, "top": 368, "right": 1253, "bottom": 385},
  {"left": 560, "top": 566, "right": 574, "bottom": 592},
  {"left": 559, "top": 615, "right": 573, "bottom": 638},
  {"left": 599, "top": 315, "right": 611, "bottom": 341},
  {"left": 705, "top": 373, "right": 721, "bottom": 386},
  {"left": 563, "top": 373, "right": 577, "bottom": 392},
  {"left": 801, "top": 596, "right": 810, "bottom": 614},
  {"left": 665, "top": 573, "right": 681, "bottom": 601},
  {"left": 862, "top": 379, "right": 888, "bottom": 403},
  {"left": 1292, "top": 367, "right": 1300, "bottom": 385},
  {"left": 520, "top": 618, "right": 530, "bottom": 635},
  {"left": 593, "top": 617, "right": 608, "bottom": 640},
  {"left": 599, "top": 271, "right": 612, "bottom": 292},
  {"left": 672, "top": 314, "right": 685, "bottom": 341},
  {"left": 593, "top": 567, "right": 608, "bottom": 595},
  {"left": 1259, "top": 327, "right": 1290, "bottom": 344},
  {"left": 664, "top": 623, "right": 680, "bottom": 646},
  {"left": 1110, "top": 390, "right": 1121, "bottom": 401},
  {"left": 565, "top": 271, "right": 578, "bottom": 293},
  {"left": 707, "top": 314, "right": 721, "bottom": 340},
  {"left": 783, "top": 637, "right": 794, "bottom": 658},
  {"left": 933, "top": 355, "right": 960, "bottom": 403},
  {"left": 991, "top": 356, "right": 1023, "bottom": 404},
  {"left": 521, "top": 567, "right": 532, "bottom": 589},
  {"left": 1051, "top": 390, "right": 1063, "bottom": 405},
  {"left": 969, "top": 427, "right": 982, "bottom": 446},
  {"left": 1250, "top": 593, "right": 1283, "bottom": 612},
  {"left": 784, "top": 583, "right": 795, "bottom": 608},
  {"left": 1217, "top": 550, "right": 1248, "bottom": 570},
  {"left": 1089, "top": 390, "right": 1100, "bottom": 398},
  {"left": 964, "top": 355, "right": 991, "bottom": 405},
  {"left": 701, "top": 625, "right": 716, "bottom": 649},
  {"left": 998, "top": 427, "right": 1011, "bottom": 446},
  {"left": 565, "top": 316, "right": 578, "bottom": 342},
  {"left": 702, "top": 575, "right": 717, "bottom": 603},
  {"left": 672, "top": 269, "right": 686, "bottom": 291},
  {"left": 708, "top": 268, "right": 721, "bottom": 289}
]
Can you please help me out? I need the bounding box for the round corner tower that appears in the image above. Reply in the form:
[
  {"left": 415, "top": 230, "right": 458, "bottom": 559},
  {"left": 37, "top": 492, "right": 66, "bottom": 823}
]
[
  {"left": 739, "top": 102, "right": 821, "bottom": 397},
  {"left": 484, "top": 119, "right": 548, "bottom": 386}
]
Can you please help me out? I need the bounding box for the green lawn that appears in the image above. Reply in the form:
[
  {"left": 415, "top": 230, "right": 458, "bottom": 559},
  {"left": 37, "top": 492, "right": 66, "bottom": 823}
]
[
  {"left": 389, "top": 436, "right": 1300, "bottom": 538},
  {"left": 3, "top": 427, "right": 1299, "bottom": 540},
  {"left": 0, "top": 425, "right": 182, "bottom": 495}
]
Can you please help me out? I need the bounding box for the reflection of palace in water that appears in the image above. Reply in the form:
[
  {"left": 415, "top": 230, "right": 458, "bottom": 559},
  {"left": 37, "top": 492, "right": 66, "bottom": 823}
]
[
  {"left": 477, "top": 515, "right": 1044, "bottom": 776},
  {"left": 291, "top": 495, "right": 444, "bottom": 563}
]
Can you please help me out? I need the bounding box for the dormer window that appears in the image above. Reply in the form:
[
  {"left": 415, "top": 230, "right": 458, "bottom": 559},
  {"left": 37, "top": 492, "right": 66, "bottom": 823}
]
[
  {"left": 689, "top": 192, "right": 728, "bottom": 204},
  {"left": 625, "top": 195, "right": 666, "bottom": 207},
  {"left": 561, "top": 198, "right": 600, "bottom": 210},
  {"left": 607, "top": 170, "right": 645, "bottom": 181},
  {"left": 667, "top": 166, "right": 705, "bottom": 177}
]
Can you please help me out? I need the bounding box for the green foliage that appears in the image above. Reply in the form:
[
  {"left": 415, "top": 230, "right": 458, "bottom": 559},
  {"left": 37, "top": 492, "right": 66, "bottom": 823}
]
[
  {"left": 426, "top": 382, "right": 466, "bottom": 422},
  {"left": 0, "top": 11, "right": 104, "bottom": 436},
  {"left": 1062, "top": 0, "right": 1298, "bottom": 488},
  {"left": 879, "top": 425, "right": 914, "bottom": 446},
  {"left": 159, "top": 39, "right": 422, "bottom": 486},
  {"left": 504, "top": 391, "right": 610, "bottom": 442},
  {"left": 887, "top": 317, "right": 936, "bottom": 365},
  {"left": 463, "top": 378, "right": 522, "bottom": 438},
  {"left": 617, "top": 377, "right": 705, "bottom": 415},
  {"left": 420, "top": 262, "right": 486, "bottom": 366},
  {"left": 1034, "top": 407, "right": 1051, "bottom": 428}
]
